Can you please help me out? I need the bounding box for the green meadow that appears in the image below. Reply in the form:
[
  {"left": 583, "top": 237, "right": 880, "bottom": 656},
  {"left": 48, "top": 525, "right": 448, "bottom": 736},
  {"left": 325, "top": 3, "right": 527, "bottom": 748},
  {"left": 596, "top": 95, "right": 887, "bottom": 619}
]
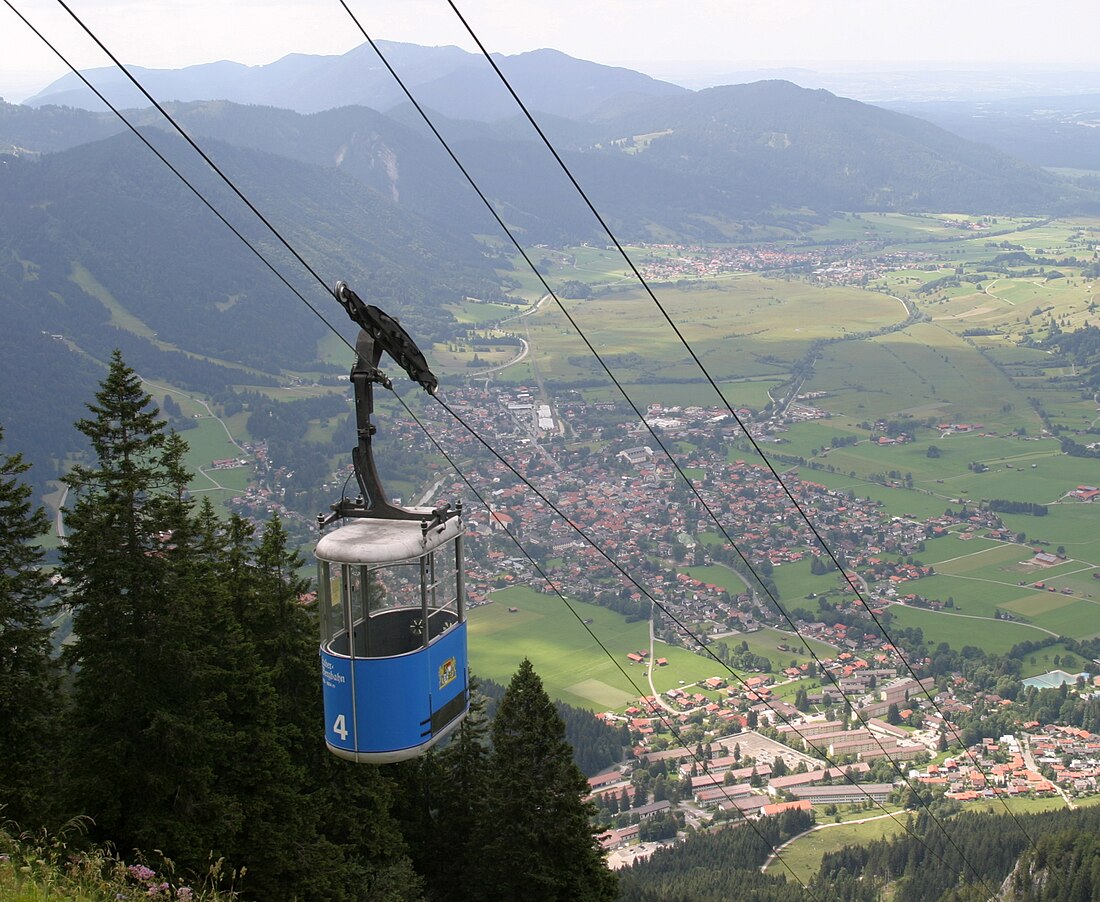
[
  {"left": 886, "top": 604, "right": 1052, "bottom": 653},
  {"left": 792, "top": 468, "right": 954, "bottom": 520},
  {"left": 961, "top": 796, "right": 1070, "bottom": 816},
  {"left": 649, "top": 645, "right": 745, "bottom": 695},
  {"left": 517, "top": 276, "right": 902, "bottom": 394},
  {"left": 806, "top": 324, "right": 1033, "bottom": 431},
  {"left": 999, "top": 504, "right": 1100, "bottom": 550},
  {"left": 580, "top": 377, "right": 781, "bottom": 410},
  {"left": 469, "top": 587, "right": 649, "bottom": 709},
  {"left": 769, "top": 557, "right": 835, "bottom": 604},
  {"left": 468, "top": 586, "right": 687, "bottom": 710},
  {"left": 467, "top": 587, "right": 840, "bottom": 709},
  {"left": 445, "top": 298, "right": 525, "bottom": 324},
  {"left": 1018, "top": 644, "right": 1080, "bottom": 677},
  {"left": 766, "top": 813, "right": 911, "bottom": 884},
  {"left": 681, "top": 564, "right": 751, "bottom": 596}
]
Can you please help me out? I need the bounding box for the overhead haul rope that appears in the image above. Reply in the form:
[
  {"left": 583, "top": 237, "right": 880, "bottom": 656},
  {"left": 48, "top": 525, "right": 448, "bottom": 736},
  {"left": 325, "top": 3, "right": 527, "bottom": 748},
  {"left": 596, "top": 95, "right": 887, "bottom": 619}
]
[
  {"left": 336, "top": 3, "right": 1005, "bottom": 888},
  {"left": 19, "top": 1, "right": 1001, "bottom": 884},
  {"left": 11, "top": 8, "right": 822, "bottom": 884},
  {"left": 2, "top": 0, "right": 346, "bottom": 350},
  {"left": 332, "top": 1, "right": 998, "bottom": 888},
  {"left": 441, "top": 0, "right": 1040, "bottom": 863},
  {"left": 389, "top": 389, "right": 820, "bottom": 897}
]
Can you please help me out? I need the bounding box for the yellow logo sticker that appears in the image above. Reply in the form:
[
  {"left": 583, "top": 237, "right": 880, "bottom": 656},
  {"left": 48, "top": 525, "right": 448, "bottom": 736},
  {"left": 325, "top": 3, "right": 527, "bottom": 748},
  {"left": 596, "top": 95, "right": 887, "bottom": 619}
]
[{"left": 439, "top": 657, "right": 457, "bottom": 689}]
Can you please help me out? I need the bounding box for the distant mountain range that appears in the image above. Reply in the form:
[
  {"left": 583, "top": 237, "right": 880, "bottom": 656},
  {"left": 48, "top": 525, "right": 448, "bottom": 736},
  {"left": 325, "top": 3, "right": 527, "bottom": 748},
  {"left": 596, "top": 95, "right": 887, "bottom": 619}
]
[
  {"left": 2, "top": 42, "right": 1098, "bottom": 492},
  {"left": 5, "top": 68, "right": 1092, "bottom": 243},
  {"left": 23, "top": 41, "right": 687, "bottom": 121}
]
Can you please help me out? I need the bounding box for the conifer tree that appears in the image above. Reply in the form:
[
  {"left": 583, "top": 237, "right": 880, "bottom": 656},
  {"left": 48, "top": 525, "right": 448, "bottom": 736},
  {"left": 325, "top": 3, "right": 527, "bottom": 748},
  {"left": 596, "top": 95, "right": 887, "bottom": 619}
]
[
  {"left": 240, "top": 513, "right": 421, "bottom": 901},
  {"left": 400, "top": 684, "right": 492, "bottom": 902},
  {"left": 57, "top": 355, "right": 421, "bottom": 898},
  {"left": 179, "top": 502, "right": 316, "bottom": 899},
  {"left": 60, "top": 352, "right": 230, "bottom": 864},
  {"left": 0, "top": 426, "right": 61, "bottom": 828},
  {"left": 480, "top": 659, "right": 617, "bottom": 902}
]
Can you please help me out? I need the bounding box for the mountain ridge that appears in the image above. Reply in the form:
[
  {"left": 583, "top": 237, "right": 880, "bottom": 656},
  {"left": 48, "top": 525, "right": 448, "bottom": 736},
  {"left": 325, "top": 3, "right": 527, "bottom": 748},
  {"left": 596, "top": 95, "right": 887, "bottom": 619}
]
[{"left": 24, "top": 41, "right": 687, "bottom": 119}]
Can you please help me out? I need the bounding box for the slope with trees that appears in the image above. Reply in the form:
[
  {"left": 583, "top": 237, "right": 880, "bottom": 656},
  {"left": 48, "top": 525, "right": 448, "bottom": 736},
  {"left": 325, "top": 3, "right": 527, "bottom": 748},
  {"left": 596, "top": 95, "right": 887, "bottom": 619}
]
[{"left": 0, "top": 354, "right": 618, "bottom": 900}]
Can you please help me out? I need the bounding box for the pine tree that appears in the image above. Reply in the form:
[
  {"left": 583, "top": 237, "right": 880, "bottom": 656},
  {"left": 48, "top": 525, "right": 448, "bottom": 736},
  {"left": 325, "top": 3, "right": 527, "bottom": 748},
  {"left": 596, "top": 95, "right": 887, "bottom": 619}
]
[
  {"left": 182, "top": 503, "right": 314, "bottom": 899},
  {"left": 0, "top": 426, "right": 61, "bottom": 828},
  {"left": 59, "top": 352, "right": 234, "bottom": 866},
  {"left": 55, "top": 356, "right": 420, "bottom": 898},
  {"left": 480, "top": 659, "right": 617, "bottom": 902},
  {"left": 245, "top": 513, "right": 421, "bottom": 901},
  {"left": 396, "top": 683, "right": 494, "bottom": 902}
]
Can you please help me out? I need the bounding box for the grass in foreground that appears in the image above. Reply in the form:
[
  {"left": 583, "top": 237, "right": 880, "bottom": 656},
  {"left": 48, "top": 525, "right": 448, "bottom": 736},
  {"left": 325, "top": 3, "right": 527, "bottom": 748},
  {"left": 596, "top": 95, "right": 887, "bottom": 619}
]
[{"left": 0, "top": 819, "right": 235, "bottom": 901}]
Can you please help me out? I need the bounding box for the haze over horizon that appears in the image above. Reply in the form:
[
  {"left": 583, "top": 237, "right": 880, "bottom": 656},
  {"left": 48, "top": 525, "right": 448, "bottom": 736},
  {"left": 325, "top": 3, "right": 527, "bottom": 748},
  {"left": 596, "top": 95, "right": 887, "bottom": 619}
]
[{"left": 4, "top": 0, "right": 1100, "bottom": 104}]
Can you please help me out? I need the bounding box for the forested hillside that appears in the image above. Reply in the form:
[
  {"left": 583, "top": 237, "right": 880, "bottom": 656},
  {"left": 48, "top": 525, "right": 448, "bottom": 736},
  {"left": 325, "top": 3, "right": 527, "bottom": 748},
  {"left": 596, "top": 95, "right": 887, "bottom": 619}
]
[
  {"left": 0, "top": 122, "right": 504, "bottom": 491},
  {"left": 580, "top": 80, "right": 1084, "bottom": 216},
  {"left": 617, "top": 809, "right": 816, "bottom": 902},
  {"left": 818, "top": 805, "right": 1100, "bottom": 901},
  {"left": 0, "top": 354, "right": 617, "bottom": 901},
  {"left": 4, "top": 66, "right": 1094, "bottom": 494},
  {"left": 614, "top": 801, "right": 1100, "bottom": 901}
]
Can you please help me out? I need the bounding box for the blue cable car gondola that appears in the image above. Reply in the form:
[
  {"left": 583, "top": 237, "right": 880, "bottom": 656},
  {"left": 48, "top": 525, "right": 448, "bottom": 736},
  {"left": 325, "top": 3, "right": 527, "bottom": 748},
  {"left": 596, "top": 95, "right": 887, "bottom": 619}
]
[{"left": 316, "top": 283, "right": 468, "bottom": 763}]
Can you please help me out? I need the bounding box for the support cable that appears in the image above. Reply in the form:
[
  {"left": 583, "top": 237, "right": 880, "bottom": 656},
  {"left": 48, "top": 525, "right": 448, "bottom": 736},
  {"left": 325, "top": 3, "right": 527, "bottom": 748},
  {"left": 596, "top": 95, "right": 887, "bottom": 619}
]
[
  {"left": 389, "top": 387, "right": 821, "bottom": 898},
  {"left": 4, "top": 0, "right": 351, "bottom": 353},
  {"left": 442, "top": 0, "right": 1038, "bottom": 857},
  {"left": 335, "top": 4, "right": 1005, "bottom": 888}
]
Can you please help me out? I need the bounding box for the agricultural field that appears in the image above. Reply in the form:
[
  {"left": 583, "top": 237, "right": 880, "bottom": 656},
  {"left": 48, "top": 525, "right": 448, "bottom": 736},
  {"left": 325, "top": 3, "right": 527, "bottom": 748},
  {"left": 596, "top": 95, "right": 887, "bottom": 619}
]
[
  {"left": 805, "top": 324, "right": 1033, "bottom": 432},
  {"left": 790, "top": 468, "right": 954, "bottom": 520},
  {"left": 886, "top": 604, "right": 1052, "bottom": 654},
  {"left": 765, "top": 812, "right": 911, "bottom": 884},
  {"left": 467, "top": 586, "right": 835, "bottom": 709},
  {"left": 514, "top": 275, "right": 902, "bottom": 398},
  {"left": 581, "top": 376, "right": 781, "bottom": 410},
  {"left": 999, "top": 504, "right": 1100, "bottom": 550},
  {"left": 790, "top": 442, "right": 1095, "bottom": 526},
  {"left": 445, "top": 298, "right": 526, "bottom": 324},
  {"left": 468, "top": 586, "right": 651, "bottom": 710},
  {"left": 430, "top": 339, "right": 520, "bottom": 377}
]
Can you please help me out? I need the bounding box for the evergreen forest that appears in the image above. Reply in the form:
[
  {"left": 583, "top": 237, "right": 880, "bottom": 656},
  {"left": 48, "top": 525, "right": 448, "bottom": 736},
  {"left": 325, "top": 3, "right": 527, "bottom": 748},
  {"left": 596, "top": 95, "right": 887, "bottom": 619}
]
[{"left": 0, "top": 351, "right": 616, "bottom": 902}]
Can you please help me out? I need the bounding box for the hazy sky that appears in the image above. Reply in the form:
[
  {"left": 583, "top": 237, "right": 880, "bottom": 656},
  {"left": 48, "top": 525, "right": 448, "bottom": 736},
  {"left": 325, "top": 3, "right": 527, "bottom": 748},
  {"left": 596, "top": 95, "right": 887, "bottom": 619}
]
[{"left": 3, "top": 0, "right": 1099, "bottom": 102}]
